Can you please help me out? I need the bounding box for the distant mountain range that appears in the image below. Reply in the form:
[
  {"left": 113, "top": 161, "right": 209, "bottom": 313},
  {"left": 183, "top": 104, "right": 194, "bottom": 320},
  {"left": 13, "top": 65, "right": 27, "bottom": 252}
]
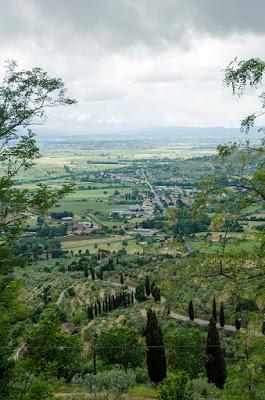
[{"left": 36, "top": 126, "right": 261, "bottom": 144}]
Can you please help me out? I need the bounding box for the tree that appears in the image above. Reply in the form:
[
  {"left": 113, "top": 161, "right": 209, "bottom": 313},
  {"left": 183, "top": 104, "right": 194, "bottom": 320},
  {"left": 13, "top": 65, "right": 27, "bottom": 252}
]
[
  {"left": 90, "top": 267, "right": 95, "bottom": 281},
  {"left": 131, "top": 291, "right": 134, "bottom": 305},
  {"left": 145, "top": 276, "right": 151, "bottom": 296},
  {"left": 219, "top": 302, "right": 225, "bottom": 328},
  {"left": 0, "top": 61, "right": 75, "bottom": 398},
  {"left": 94, "top": 303, "right": 98, "bottom": 318},
  {"left": 235, "top": 317, "right": 241, "bottom": 331},
  {"left": 144, "top": 308, "right": 166, "bottom": 383},
  {"left": 97, "top": 300, "right": 101, "bottom": 316},
  {"left": 188, "top": 300, "right": 194, "bottom": 321},
  {"left": 194, "top": 58, "right": 265, "bottom": 284},
  {"left": 158, "top": 371, "right": 193, "bottom": 400},
  {"left": 212, "top": 297, "right": 217, "bottom": 322},
  {"left": 0, "top": 61, "right": 75, "bottom": 272},
  {"left": 223, "top": 341, "right": 265, "bottom": 399},
  {"left": 166, "top": 327, "right": 205, "bottom": 379},
  {"left": 205, "top": 318, "right": 226, "bottom": 389},
  {"left": 23, "top": 379, "right": 56, "bottom": 400},
  {"left": 87, "top": 305, "right": 94, "bottom": 320},
  {"left": 235, "top": 303, "right": 241, "bottom": 331},
  {"left": 98, "top": 267, "right": 104, "bottom": 280},
  {"left": 135, "top": 281, "right": 146, "bottom": 302},
  {"left": 96, "top": 326, "right": 144, "bottom": 371},
  {"left": 153, "top": 286, "right": 161, "bottom": 302},
  {"left": 0, "top": 277, "right": 22, "bottom": 399},
  {"left": 25, "top": 307, "right": 81, "bottom": 382},
  {"left": 120, "top": 272, "right": 124, "bottom": 285}
]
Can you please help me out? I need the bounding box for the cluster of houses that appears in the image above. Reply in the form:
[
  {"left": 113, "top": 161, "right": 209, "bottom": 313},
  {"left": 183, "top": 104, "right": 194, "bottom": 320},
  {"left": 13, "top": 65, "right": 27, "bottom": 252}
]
[
  {"left": 107, "top": 172, "right": 139, "bottom": 183},
  {"left": 67, "top": 221, "right": 102, "bottom": 236},
  {"left": 155, "top": 186, "right": 199, "bottom": 208},
  {"left": 116, "top": 197, "right": 155, "bottom": 219}
]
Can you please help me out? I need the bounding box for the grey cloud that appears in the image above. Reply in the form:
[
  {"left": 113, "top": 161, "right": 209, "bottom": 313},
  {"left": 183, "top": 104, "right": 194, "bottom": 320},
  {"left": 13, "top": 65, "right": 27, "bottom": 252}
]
[
  {"left": 1, "top": 0, "right": 265, "bottom": 52},
  {"left": 0, "top": 0, "right": 264, "bottom": 131}
]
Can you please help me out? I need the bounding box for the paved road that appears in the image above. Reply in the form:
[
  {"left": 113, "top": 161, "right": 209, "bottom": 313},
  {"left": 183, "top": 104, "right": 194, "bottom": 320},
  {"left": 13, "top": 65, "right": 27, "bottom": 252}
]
[
  {"left": 56, "top": 278, "right": 261, "bottom": 336},
  {"left": 170, "top": 311, "right": 236, "bottom": 332},
  {"left": 143, "top": 171, "right": 165, "bottom": 215},
  {"left": 113, "top": 283, "right": 240, "bottom": 334}
]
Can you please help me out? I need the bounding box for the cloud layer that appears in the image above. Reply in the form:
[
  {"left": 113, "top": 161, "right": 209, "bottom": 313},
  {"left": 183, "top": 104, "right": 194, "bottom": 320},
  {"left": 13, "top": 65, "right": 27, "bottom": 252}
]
[{"left": 0, "top": 0, "right": 265, "bottom": 134}]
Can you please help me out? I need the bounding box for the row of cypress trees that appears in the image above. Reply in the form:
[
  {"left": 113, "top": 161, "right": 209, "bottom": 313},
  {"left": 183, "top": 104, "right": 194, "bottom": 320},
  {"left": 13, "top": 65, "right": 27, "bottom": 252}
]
[
  {"left": 87, "top": 290, "right": 134, "bottom": 320},
  {"left": 189, "top": 297, "right": 242, "bottom": 330}
]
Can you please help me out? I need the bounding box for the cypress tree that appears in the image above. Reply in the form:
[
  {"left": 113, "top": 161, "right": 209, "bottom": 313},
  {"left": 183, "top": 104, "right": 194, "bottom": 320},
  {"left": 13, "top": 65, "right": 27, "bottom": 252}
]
[
  {"left": 108, "top": 258, "right": 114, "bottom": 271},
  {"left": 104, "top": 296, "right": 108, "bottom": 312},
  {"left": 120, "top": 273, "right": 124, "bottom": 285},
  {"left": 150, "top": 280, "right": 156, "bottom": 296},
  {"left": 212, "top": 297, "right": 217, "bottom": 322},
  {"left": 112, "top": 295, "right": 116, "bottom": 310},
  {"left": 145, "top": 276, "right": 151, "bottom": 296},
  {"left": 127, "top": 293, "right": 131, "bottom": 306},
  {"left": 113, "top": 293, "right": 117, "bottom": 310},
  {"left": 122, "top": 292, "right": 127, "bottom": 308},
  {"left": 235, "top": 317, "right": 241, "bottom": 331},
  {"left": 117, "top": 292, "right": 122, "bottom": 308},
  {"left": 97, "top": 300, "right": 101, "bottom": 316},
  {"left": 87, "top": 305, "right": 94, "bottom": 320},
  {"left": 262, "top": 320, "right": 265, "bottom": 335},
  {"left": 144, "top": 308, "right": 167, "bottom": 383},
  {"left": 235, "top": 303, "right": 241, "bottom": 331},
  {"left": 104, "top": 297, "right": 108, "bottom": 312},
  {"left": 108, "top": 294, "right": 112, "bottom": 311},
  {"left": 90, "top": 267, "right": 95, "bottom": 281},
  {"left": 153, "top": 286, "right": 161, "bottom": 302},
  {"left": 131, "top": 291, "right": 134, "bottom": 305},
  {"left": 219, "top": 302, "right": 225, "bottom": 328},
  {"left": 94, "top": 303, "right": 98, "bottom": 318},
  {"left": 135, "top": 282, "right": 146, "bottom": 302},
  {"left": 205, "top": 318, "right": 226, "bottom": 389},
  {"left": 188, "top": 300, "right": 195, "bottom": 321}
]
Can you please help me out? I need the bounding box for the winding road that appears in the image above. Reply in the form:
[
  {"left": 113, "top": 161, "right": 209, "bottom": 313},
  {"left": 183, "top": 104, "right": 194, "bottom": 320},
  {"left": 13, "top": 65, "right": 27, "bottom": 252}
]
[{"left": 57, "top": 279, "right": 257, "bottom": 335}]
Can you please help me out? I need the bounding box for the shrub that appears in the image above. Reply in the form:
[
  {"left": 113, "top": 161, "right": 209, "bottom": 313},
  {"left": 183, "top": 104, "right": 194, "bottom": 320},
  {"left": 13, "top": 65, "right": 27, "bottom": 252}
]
[
  {"left": 134, "top": 367, "right": 149, "bottom": 384},
  {"left": 72, "top": 368, "right": 136, "bottom": 398},
  {"left": 96, "top": 326, "right": 145, "bottom": 370},
  {"left": 26, "top": 379, "right": 55, "bottom": 400},
  {"left": 165, "top": 327, "right": 205, "bottom": 378},
  {"left": 158, "top": 371, "right": 193, "bottom": 400}
]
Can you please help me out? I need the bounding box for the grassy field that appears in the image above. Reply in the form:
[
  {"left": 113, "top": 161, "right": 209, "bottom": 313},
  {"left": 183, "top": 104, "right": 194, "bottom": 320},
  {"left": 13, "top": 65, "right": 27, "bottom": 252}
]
[{"left": 189, "top": 238, "right": 258, "bottom": 254}]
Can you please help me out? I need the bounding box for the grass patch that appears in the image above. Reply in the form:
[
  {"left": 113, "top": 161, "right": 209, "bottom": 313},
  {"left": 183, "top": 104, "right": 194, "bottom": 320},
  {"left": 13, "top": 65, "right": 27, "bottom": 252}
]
[{"left": 128, "top": 385, "right": 157, "bottom": 398}]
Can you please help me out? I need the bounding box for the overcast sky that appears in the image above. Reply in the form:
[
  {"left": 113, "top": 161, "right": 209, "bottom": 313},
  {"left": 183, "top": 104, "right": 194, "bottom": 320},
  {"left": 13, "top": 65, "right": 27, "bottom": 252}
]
[{"left": 1, "top": 0, "right": 265, "bottom": 135}]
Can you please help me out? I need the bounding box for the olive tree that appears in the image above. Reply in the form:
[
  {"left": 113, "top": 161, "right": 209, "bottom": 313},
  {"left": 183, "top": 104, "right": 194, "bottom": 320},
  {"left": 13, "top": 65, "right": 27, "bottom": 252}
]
[{"left": 0, "top": 60, "right": 76, "bottom": 399}]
